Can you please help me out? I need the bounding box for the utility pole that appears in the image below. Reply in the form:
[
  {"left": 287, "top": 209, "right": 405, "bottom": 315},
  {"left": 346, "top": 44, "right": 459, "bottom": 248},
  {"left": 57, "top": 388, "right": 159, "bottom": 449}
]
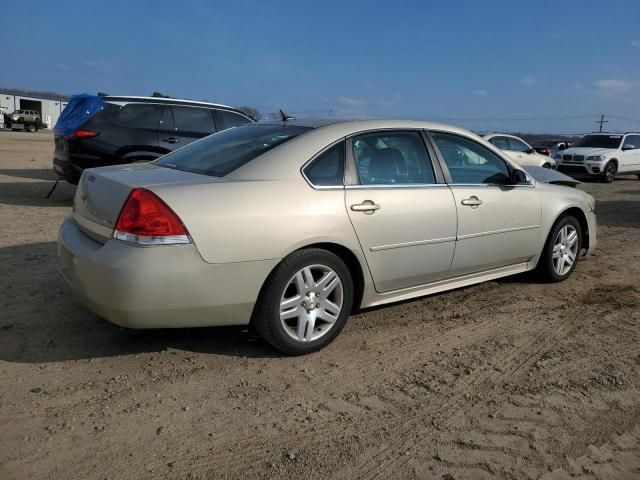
[{"left": 596, "top": 114, "right": 608, "bottom": 132}]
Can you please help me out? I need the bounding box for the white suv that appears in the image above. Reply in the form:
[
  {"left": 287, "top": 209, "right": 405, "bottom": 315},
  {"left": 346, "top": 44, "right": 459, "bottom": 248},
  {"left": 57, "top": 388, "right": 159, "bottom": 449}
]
[
  {"left": 555, "top": 133, "right": 640, "bottom": 183},
  {"left": 483, "top": 134, "right": 555, "bottom": 169}
]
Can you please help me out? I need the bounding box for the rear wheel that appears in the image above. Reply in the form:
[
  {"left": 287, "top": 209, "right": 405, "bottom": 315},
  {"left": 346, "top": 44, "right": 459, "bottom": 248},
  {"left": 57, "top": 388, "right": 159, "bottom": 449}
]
[
  {"left": 537, "top": 215, "right": 582, "bottom": 282},
  {"left": 252, "top": 248, "right": 353, "bottom": 355},
  {"left": 601, "top": 161, "right": 617, "bottom": 183},
  {"left": 542, "top": 162, "right": 552, "bottom": 169}
]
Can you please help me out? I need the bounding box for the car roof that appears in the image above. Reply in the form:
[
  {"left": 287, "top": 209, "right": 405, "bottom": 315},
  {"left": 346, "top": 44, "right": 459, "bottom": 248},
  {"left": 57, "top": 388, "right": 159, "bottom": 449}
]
[
  {"left": 103, "top": 95, "right": 235, "bottom": 110},
  {"left": 257, "top": 118, "right": 480, "bottom": 137}
]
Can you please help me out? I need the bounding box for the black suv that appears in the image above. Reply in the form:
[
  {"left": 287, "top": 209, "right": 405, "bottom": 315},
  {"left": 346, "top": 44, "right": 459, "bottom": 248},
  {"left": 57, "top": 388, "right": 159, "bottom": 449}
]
[{"left": 53, "top": 96, "right": 254, "bottom": 184}]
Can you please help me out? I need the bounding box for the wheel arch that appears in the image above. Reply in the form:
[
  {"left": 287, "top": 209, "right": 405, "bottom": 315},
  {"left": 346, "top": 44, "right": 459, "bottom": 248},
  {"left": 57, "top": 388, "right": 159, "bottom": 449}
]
[
  {"left": 552, "top": 206, "right": 590, "bottom": 252},
  {"left": 254, "top": 242, "right": 367, "bottom": 316}
]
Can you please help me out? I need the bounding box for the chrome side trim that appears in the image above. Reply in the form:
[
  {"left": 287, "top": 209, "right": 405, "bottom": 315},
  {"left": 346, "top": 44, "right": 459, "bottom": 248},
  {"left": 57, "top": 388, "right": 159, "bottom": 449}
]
[
  {"left": 345, "top": 183, "right": 450, "bottom": 190},
  {"left": 370, "top": 236, "right": 456, "bottom": 251},
  {"left": 458, "top": 225, "right": 540, "bottom": 240}
]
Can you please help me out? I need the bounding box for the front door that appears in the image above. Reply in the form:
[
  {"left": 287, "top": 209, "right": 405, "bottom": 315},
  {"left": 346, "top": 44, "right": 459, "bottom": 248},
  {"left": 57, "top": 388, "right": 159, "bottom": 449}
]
[
  {"left": 430, "top": 131, "right": 542, "bottom": 276},
  {"left": 345, "top": 130, "right": 458, "bottom": 293},
  {"left": 620, "top": 135, "right": 640, "bottom": 173}
]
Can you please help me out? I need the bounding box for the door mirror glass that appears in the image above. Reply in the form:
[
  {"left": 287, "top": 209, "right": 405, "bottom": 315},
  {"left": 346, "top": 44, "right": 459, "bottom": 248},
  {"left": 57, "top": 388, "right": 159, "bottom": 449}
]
[{"left": 510, "top": 169, "right": 528, "bottom": 185}]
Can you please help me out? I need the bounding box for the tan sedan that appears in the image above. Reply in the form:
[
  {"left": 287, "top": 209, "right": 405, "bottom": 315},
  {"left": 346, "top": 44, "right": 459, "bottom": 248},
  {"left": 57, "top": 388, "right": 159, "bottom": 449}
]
[{"left": 58, "top": 119, "right": 597, "bottom": 354}]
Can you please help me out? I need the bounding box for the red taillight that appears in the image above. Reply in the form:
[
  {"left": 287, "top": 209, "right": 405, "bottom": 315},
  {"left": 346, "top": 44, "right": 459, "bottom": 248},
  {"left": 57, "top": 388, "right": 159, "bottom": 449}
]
[
  {"left": 113, "top": 188, "right": 190, "bottom": 245},
  {"left": 73, "top": 129, "right": 99, "bottom": 138}
]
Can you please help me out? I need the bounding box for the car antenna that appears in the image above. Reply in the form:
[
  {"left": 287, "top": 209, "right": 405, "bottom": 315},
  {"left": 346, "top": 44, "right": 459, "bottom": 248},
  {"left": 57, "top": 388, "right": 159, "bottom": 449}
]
[{"left": 279, "top": 109, "right": 295, "bottom": 121}]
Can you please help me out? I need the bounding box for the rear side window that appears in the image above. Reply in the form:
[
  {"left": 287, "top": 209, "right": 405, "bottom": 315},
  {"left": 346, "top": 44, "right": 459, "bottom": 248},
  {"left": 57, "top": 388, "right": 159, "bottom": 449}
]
[
  {"left": 352, "top": 131, "right": 435, "bottom": 185},
  {"left": 303, "top": 142, "right": 345, "bottom": 187},
  {"left": 172, "top": 106, "right": 215, "bottom": 134},
  {"left": 115, "top": 104, "right": 162, "bottom": 129},
  {"left": 155, "top": 124, "right": 311, "bottom": 177},
  {"left": 218, "top": 110, "right": 252, "bottom": 129},
  {"left": 489, "top": 136, "right": 510, "bottom": 150}
]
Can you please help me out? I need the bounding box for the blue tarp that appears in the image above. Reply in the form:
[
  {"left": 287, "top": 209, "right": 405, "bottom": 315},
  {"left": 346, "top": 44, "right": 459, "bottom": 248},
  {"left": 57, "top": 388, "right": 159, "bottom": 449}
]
[{"left": 54, "top": 93, "right": 106, "bottom": 136}]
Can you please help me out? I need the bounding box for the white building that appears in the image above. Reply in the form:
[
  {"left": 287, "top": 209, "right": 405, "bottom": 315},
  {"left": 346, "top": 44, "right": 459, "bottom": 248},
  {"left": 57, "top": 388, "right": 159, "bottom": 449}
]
[{"left": 0, "top": 92, "right": 68, "bottom": 128}]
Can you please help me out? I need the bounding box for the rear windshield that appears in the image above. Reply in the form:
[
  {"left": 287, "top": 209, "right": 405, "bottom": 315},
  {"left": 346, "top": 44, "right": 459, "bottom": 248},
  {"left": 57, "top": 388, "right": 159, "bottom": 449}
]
[
  {"left": 574, "top": 135, "right": 622, "bottom": 149},
  {"left": 155, "top": 124, "right": 311, "bottom": 177}
]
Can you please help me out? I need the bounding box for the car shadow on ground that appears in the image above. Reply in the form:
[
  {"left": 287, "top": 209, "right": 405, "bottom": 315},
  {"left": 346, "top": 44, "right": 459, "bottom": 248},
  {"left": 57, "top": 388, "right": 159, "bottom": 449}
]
[
  {"left": 0, "top": 241, "right": 280, "bottom": 364},
  {"left": 593, "top": 200, "right": 640, "bottom": 228},
  {"left": 0, "top": 168, "right": 58, "bottom": 181},
  {"left": 0, "top": 180, "right": 74, "bottom": 206}
]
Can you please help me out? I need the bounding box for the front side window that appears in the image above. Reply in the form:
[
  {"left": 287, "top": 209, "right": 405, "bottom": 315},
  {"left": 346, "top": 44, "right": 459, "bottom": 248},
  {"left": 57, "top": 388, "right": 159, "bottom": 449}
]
[
  {"left": 115, "top": 103, "right": 162, "bottom": 129},
  {"left": 218, "top": 110, "right": 252, "bottom": 129},
  {"left": 623, "top": 135, "right": 640, "bottom": 149},
  {"left": 303, "top": 142, "right": 345, "bottom": 187},
  {"left": 352, "top": 131, "right": 435, "bottom": 185},
  {"left": 171, "top": 106, "right": 215, "bottom": 134},
  {"left": 489, "top": 136, "right": 510, "bottom": 150},
  {"left": 431, "top": 132, "right": 511, "bottom": 185},
  {"left": 155, "top": 124, "right": 311, "bottom": 177},
  {"left": 508, "top": 137, "right": 531, "bottom": 152}
]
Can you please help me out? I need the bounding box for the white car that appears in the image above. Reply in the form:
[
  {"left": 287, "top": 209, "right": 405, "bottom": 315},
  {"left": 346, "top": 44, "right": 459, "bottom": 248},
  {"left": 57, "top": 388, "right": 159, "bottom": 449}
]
[
  {"left": 483, "top": 134, "right": 555, "bottom": 169},
  {"left": 554, "top": 132, "right": 640, "bottom": 183}
]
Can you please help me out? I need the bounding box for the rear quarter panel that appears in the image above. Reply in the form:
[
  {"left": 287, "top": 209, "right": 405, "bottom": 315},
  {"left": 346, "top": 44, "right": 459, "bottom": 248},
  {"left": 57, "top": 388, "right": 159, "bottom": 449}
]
[{"left": 150, "top": 179, "right": 364, "bottom": 265}]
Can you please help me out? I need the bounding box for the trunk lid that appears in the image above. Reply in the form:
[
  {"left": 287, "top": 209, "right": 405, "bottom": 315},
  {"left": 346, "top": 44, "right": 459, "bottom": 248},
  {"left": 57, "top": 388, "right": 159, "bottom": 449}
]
[{"left": 72, "top": 163, "right": 214, "bottom": 243}]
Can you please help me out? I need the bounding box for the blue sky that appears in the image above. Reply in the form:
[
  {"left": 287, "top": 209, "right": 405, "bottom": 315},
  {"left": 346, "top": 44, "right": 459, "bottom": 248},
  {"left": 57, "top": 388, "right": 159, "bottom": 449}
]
[{"left": 2, "top": 0, "right": 639, "bottom": 133}]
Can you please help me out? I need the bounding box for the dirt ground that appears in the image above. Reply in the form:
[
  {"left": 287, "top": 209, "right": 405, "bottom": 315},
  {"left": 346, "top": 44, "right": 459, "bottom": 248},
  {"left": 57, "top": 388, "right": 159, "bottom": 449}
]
[{"left": 1, "top": 130, "right": 639, "bottom": 480}]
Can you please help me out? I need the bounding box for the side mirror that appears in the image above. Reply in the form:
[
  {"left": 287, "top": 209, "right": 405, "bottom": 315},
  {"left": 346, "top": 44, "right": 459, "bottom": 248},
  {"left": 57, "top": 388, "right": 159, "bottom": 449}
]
[
  {"left": 622, "top": 144, "right": 636, "bottom": 151},
  {"left": 526, "top": 148, "right": 535, "bottom": 154},
  {"left": 511, "top": 169, "right": 528, "bottom": 185}
]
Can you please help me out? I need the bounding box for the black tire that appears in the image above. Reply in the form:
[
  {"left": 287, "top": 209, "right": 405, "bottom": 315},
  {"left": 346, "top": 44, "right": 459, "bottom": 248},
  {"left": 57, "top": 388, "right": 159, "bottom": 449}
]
[
  {"left": 537, "top": 214, "right": 582, "bottom": 283},
  {"left": 542, "top": 163, "right": 552, "bottom": 169},
  {"left": 601, "top": 161, "right": 617, "bottom": 183},
  {"left": 252, "top": 248, "right": 353, "bottom": 355}
]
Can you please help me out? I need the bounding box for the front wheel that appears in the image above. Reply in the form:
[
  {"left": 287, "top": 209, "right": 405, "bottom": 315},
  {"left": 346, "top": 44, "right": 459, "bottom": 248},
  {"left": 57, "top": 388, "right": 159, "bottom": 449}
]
[
  {"left": 252, "top": 248, "right": 353, "bottom": 355},
  {"left": 542, "top": 163, "right": 552, "bottom": 169},
  {"left": 537, "top": 215, "right": 582, "bottom": 282},
  {"left": 601, "top": 161, "right": 617, "bottom": 183}
]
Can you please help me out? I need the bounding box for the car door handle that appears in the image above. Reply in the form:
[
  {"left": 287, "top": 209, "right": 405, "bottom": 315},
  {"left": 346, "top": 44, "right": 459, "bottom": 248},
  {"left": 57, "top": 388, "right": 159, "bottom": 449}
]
[
  {"left": 350, "top": 200, "right": 381, "bottom": 214},
  {"left": 161, "top": 137, "right": 180, "bottom": 144},
  {"left": 461, "top": 196, "right": 483, "bottom": 208}
]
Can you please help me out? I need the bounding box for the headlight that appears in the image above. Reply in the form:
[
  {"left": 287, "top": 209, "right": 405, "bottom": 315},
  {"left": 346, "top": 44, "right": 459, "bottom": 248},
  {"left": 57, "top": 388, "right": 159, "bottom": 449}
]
[
  {"left": 554, "top": 153, "right": 561, "bottom": 159},
  {"left": 587, "top": 195, "right": 596, "bottom": 211},
  {"left": 587, "top": 155, "right": 606, "bottom": 161}
]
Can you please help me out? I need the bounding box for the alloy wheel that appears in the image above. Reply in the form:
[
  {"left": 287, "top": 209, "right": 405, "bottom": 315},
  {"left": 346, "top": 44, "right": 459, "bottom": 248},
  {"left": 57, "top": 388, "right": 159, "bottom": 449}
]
[
  {"left": 605, "top": 162, "right": 616, "bottom": 182},
  {"left": 279, "top": 264, "right": 344, "bottom": 342},
  {"left": 552, "top": 225, "right": 578, "bottom": 275}
]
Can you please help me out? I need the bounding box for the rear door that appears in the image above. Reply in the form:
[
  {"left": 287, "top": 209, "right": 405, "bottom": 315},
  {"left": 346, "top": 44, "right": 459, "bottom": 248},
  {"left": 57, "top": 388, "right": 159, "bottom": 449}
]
[
  {"left": 430, "top": 131, "right": 541, "bottom": 276},
  {"left": 345, "top": 130, "right": 457, "bottom": 292},
  {"left": 158, "top": 105, "right": 217, "bottom": 151}
]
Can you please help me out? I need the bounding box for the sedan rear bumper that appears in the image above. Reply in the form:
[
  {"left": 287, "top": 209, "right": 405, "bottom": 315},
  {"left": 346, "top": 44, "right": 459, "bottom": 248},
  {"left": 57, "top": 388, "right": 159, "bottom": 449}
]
[{"left": 57, "top": 218, "right": 279, "bottom": 328}]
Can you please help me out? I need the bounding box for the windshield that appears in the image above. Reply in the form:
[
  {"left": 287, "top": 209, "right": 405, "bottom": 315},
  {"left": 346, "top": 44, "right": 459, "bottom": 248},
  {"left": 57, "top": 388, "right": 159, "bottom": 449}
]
[
  {"left": 155, "top": 124, "right": 311, "bottom": 177},
  {"left": 574, "top": 135, "right": 622, "bottom": 149}
]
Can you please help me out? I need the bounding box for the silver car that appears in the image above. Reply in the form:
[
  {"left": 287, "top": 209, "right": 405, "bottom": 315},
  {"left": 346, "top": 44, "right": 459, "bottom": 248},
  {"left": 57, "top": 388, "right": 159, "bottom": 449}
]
[{"left": 58, "top": 119, "right": 597, "bottom": 354}]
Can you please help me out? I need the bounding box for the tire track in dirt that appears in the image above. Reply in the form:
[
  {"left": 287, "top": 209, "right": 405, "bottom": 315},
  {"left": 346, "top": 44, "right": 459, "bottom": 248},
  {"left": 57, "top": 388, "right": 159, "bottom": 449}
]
[{"left": 347, "top": 306, "right": 587, "bottom": 480}]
